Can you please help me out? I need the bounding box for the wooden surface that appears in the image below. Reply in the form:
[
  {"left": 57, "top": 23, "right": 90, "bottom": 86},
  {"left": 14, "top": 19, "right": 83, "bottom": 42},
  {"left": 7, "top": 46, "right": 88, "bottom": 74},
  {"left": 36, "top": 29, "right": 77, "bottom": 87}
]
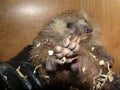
[
  {"left": 0, "top": 0, "right": 80, "bottom": 61},
  {"left": 0, "top": 0, "right": 120, "bottom": 72}
]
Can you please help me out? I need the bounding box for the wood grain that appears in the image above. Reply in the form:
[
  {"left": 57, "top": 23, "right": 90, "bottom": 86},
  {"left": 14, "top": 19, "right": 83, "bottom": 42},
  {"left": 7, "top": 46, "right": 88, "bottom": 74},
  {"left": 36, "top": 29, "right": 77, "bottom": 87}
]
[{"left": 0, "top": 0, "right": 80, "bottom": 61}]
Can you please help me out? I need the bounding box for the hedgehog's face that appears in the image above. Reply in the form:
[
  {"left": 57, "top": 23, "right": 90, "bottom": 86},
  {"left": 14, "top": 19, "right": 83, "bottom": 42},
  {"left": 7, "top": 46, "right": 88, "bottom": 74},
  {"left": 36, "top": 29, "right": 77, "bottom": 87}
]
[
  {"left": 74, "top": 19, "right": 93, "bottom": 40},
  {"left": 51, "top": 17, "right": 93, "bottom": 41}
]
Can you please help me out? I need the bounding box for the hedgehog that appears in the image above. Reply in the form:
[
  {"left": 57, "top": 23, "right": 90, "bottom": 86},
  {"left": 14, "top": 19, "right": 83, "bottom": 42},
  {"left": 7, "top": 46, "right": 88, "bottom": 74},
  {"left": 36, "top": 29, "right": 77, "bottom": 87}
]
[{"left": 30, "top": 10, "right": 114, "bottom": 90}]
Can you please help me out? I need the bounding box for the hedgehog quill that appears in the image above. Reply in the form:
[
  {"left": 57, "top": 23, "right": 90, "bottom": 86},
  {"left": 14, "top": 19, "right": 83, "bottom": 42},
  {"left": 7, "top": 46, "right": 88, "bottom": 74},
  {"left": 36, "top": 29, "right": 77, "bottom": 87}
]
[{"left": 30, "top": 10, "right": 114, "bottom": 90}]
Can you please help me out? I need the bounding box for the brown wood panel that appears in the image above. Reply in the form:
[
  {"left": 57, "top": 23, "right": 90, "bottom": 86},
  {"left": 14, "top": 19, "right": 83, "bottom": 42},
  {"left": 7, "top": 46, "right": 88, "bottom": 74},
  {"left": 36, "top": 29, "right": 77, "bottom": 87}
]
[
  {"left": 0, "top": 0, "right": 120, "bottom": 73},
  {"left": 80, "top": 0, "right": 120, "bottom": 72},
  {"left": 0, "top": 0, "right": 80, "bottom": 61}
]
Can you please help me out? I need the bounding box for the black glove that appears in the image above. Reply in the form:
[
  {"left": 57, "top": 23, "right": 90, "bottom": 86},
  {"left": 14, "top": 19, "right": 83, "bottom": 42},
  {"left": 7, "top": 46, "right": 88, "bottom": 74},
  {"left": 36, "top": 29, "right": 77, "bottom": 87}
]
[
  {"left": 0, "top": 45, "right": 72, "bottom": 90},
  {"left": 0, "top": 60, "right": 44, "bottom": 90},
  {"left": 0, "top": 45, "right": 69, "bottom": 90}
]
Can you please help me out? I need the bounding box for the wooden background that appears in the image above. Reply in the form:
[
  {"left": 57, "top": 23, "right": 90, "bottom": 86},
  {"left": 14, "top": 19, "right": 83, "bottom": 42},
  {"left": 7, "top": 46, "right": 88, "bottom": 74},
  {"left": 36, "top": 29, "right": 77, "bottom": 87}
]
[{"left": 0, "top": 0, "right": 120, "bottom": 73}]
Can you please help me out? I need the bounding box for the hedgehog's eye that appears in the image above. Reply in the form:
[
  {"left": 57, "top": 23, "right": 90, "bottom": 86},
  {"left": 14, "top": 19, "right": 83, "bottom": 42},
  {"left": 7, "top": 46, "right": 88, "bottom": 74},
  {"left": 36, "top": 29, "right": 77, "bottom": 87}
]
[{"left": 66, "top": 22, "right": 73, "bottom": 29}]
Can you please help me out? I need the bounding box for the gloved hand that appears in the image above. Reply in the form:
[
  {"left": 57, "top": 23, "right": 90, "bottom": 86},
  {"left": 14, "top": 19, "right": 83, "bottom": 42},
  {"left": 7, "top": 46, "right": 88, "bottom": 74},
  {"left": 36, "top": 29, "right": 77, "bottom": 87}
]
[{"left": 0, "top": 60, "right": 44, "bottom": 90}]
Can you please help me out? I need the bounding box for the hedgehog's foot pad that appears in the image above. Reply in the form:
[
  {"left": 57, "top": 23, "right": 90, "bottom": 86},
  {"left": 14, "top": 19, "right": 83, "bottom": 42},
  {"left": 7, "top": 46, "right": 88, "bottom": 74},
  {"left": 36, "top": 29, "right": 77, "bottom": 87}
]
[{"left": 54, "top": 35, "right": 81, "bottom": 64}]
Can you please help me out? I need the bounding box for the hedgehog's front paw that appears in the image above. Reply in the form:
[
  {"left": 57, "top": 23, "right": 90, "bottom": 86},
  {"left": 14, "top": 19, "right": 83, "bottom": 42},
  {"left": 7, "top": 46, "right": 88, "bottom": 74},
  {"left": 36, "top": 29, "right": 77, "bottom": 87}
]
[{"left": 54, "top": 35, "right": 81, "bottom": 64}]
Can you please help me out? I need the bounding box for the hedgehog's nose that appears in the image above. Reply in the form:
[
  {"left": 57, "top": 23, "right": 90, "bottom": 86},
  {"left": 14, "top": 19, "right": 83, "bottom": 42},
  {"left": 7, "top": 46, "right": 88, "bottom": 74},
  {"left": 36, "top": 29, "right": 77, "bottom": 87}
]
[{"left": 84, "top": 26, "right": 93, "bottom": 33}]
